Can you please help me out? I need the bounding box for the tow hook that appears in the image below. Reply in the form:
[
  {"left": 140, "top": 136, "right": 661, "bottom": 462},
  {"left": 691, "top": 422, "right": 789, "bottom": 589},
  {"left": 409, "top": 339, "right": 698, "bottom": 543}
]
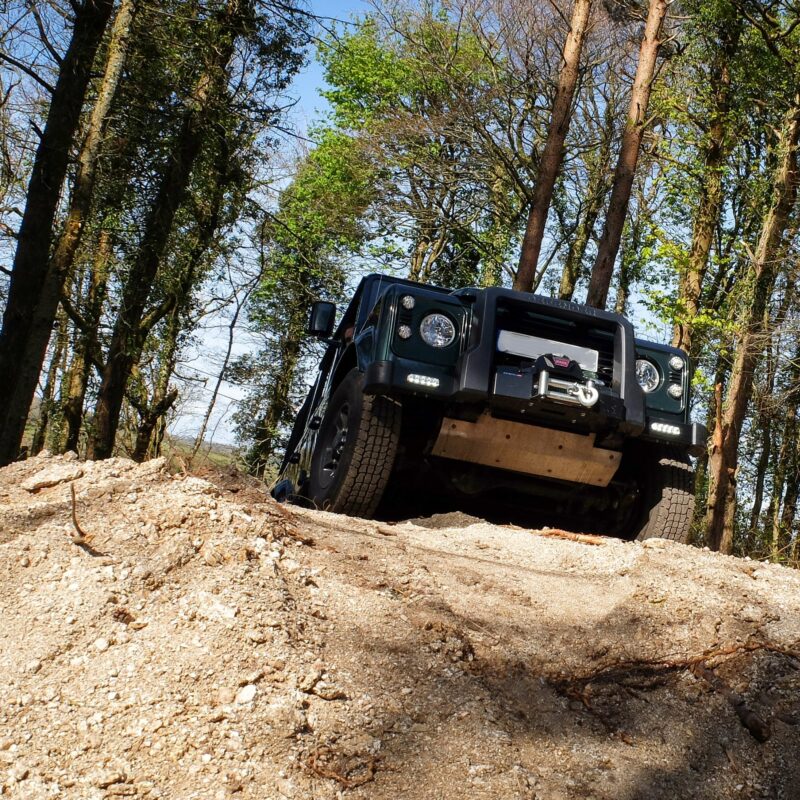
[{"left": 571, "top": 381, "right": 599, "bottom": 408}]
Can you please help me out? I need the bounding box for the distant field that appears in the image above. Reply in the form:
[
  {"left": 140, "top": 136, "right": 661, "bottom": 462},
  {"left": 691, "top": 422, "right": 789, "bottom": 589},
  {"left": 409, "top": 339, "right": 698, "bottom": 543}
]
[
  {"left": 20, "top": 407, "right": 241, "bottom": 471},
  {"left": 161, "top": 435, "right": 240, "bottom": 470}
]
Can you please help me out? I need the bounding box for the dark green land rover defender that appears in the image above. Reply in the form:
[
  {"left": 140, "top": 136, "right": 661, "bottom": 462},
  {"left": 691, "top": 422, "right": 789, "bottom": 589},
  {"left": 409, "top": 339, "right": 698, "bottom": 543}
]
[{"left": 272, "top": 273, "right": 707, "bottom": 542}]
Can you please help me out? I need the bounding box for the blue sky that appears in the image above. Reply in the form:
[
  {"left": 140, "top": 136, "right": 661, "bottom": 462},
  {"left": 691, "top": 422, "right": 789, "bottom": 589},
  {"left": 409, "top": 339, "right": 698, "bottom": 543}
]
[{"left": 289, "top": 1, "right": 373, "bottom": 127}]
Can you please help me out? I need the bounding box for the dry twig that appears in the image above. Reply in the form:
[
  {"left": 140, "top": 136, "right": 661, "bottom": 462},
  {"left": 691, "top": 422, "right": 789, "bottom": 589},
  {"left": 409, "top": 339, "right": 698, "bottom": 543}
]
[
  {"left": 555, "top": 640, "right": 799, "bottom": 690},
  {"left": 69, "top": 485, "right": 104, "bottom": 556},
  {"left": 536, "top": 528, "right": 608, "bottom": 546}
]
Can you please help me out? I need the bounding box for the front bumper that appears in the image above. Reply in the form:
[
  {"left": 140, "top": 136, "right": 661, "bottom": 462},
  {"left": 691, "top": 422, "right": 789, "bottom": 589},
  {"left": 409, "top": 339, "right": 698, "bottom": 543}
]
[{"left": 363, "top": 287, "right": 706, "bottom": 453}]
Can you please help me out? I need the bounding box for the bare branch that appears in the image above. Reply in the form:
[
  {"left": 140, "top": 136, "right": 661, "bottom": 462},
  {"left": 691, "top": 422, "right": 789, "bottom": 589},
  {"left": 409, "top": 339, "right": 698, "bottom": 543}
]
[{"left": 0, "top": 51, "right": 55, "bottom": 93}]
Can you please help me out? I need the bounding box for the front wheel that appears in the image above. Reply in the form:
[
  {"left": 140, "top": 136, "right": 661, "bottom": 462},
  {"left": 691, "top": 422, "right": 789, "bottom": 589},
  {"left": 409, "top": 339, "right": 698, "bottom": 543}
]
[
  {"left": 633, "top": 447, "right": 696, "bottom": 544},
  {"left": 308, "top": 369, "right": 401, "bottom": 517}
]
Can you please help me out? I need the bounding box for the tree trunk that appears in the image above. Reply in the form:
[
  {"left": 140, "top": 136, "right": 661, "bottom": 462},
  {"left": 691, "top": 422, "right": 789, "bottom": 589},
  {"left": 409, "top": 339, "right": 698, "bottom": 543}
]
[
  {"left": 191, "top": 279, "right": 256, "bottom": 458},
  {"left": 747, "top": 301, "right": 786, "bottom": 534},
  {"left": 249, "top": 280, "right": 308, "bottom": 476},
  {"left": 766, "top": 340, "right": 800, "bottom": 557},
  {"left": 705, "top": 99, "right": 800, "bottom": 553},
  {"left": 88, "top": 1, "right": 241, "bottom": 460},
  {"left": 672, "top": 23, "right": 741, "bottom": 355},
  {"left": 61, "top": 229, "right": 113, "bottom": 453},
  {"left": 585, "top": 0, "right": 668, "bottom": 309},
  {"left": 50, "top": 0, "right": 136, "bottom": 298},
  {"left": 749, "top": 411, "right": 772, "bottom": 535},
  {"left": 513, "top": 0, "right": 592, "bottom": 292},
  {"left": 614, "top": 217, "right": 641, "bottom": 314},
  {"left": 249, "top": 333, "right": 302, "bottom": 476},
  {"left": 769, "top": 406, "right": 796, "bottom": 558},
  {"left": 30, "top": 313, "right": 68, "bottom": 456},
  {"left": 132, "top": 386, "right": 180, "bottom": 462},
  {"left": 558, "top": 157, "right": 611, "bottom": 300},
  {"left": 778, "top": 445, "right": 799, "bottom": 552},
  {"left": 138, "top": 136, "right": 233, "bottom": 460},
  {"left": 131, "top": 294, "right": 185, "bottom": 463},
  {"left": 0, "top": 0, "right": 114, "bottom": 466}
]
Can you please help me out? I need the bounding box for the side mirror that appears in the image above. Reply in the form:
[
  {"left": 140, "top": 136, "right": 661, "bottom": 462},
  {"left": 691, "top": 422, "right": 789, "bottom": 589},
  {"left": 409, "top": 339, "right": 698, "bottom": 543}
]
[{"left": 308, "top": 301, "right": 336, "bottom": 339}]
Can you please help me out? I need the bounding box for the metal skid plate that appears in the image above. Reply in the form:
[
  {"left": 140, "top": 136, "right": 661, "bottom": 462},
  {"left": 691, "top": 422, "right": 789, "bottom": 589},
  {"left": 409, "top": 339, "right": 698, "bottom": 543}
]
[{"left": 432, "top": 412, "right": 622, "bottom": 486}]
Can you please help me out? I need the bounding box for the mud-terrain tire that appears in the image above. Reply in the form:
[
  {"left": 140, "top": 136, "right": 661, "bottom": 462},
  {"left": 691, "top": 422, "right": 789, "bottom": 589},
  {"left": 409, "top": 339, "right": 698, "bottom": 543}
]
[
  {"left": 634, "top": 448, "right": 695, "bottom": 543},
  {"left": 308, "top": 368, "right": 401, "bottom": 517}
]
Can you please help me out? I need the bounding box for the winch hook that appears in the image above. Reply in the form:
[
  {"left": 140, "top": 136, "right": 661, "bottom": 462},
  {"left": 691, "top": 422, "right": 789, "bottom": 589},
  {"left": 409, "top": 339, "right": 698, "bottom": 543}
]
[{"left": 574, "top": 382, "right": 599, "bottom": 408}]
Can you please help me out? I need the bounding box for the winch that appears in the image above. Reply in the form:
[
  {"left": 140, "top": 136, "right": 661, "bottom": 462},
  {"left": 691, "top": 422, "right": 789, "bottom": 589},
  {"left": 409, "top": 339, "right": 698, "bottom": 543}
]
[{"left": 531, "top": 354, "right": 600, "bottom": 409}]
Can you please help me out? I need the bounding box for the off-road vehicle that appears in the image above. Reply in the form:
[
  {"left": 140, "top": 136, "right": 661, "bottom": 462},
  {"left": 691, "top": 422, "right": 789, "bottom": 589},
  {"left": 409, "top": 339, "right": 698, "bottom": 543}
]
[{"left": 272, "top": 273, "right": 707, "bottom": 542}]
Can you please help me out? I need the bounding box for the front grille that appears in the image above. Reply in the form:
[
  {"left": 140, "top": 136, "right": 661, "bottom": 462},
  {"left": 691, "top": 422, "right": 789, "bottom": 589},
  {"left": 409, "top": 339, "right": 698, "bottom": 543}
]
[{"left": 495, "top": 300, "right": 616, "bottom": 386}]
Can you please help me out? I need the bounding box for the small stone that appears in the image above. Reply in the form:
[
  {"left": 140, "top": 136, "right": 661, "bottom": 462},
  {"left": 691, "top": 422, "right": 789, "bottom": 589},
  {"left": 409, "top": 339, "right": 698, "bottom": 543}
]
[
  {"left": 738, "top": 605, "right": 763, "bottom": 623},
  {"left": 25, "top": 659, "right": 42, "bottom": 674},
  {"left": 201, "top": 753, "right": 212, "bottom": 764},
  {"left": 281, "top": 558, "right": 301, "bottom": 574},
  {"left": 93, "top": 769, "right": 125, "bottom": 788},
  {"left": 298, "top": 668, "right": 322, "bottom": 693},
  {"left": 235, "top": 684, "right": 257, "bottom": 705},
  {"left": 21, "top": 464, "right": 84, "bottom": 492},
  {"left": 217, "top": 687, "right": 235, "bottom": 705},
  {"left": 641, "top": 538, "right": 667, "bottom": 550},
  {"left": 196, "top": 591, "right": 238, "bottom": 622},
  {"left": 94, "top": 637, "right": 110, "bottom": 652},
  {"left": 245, "top": 629, "right": 267, "bottom": 644},
  {"left": 9, "top": 765, "right": 29, "bottom": 782},
  {"left": 20, "top": 556, "right": 30, "bottom": 568},
  {"left": 240, "top": 670, "right": 264, "bottom": 686}
]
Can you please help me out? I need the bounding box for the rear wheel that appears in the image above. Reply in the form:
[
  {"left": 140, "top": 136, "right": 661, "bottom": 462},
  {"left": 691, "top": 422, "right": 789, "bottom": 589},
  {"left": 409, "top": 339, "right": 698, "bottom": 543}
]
[
  {"left": 633, "top": 447, "right": 695, "bottom": 543},
  {"left": 308, "top": 369, "right": 401, "bottom": 517}
]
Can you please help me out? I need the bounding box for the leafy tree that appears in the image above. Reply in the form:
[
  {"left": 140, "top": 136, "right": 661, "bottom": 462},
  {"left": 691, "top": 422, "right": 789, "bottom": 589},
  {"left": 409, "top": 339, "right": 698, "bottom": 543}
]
[
  {"left": 235, "top": 129, "right": 376, "bottom": 472},
  {"left": 0, "top": 0, "right": 115, "bottom": 466}
]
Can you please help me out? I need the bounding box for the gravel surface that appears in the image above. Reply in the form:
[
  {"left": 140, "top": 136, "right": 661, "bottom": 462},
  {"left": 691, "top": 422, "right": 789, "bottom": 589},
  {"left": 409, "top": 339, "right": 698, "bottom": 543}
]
[{"left": 1, "top": 453, "right": 799, "bottom": 799}]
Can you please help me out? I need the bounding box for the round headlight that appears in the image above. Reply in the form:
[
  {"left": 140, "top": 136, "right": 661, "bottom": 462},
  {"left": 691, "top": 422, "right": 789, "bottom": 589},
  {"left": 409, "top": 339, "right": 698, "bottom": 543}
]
[
  {"left": 635, "top": 359, "right": 660, "bottom": 393},
  {"left": 669, "top": 355, "right": 685, "bottom": 371},
  {"left": 420, "top": 313, "right": 456, "bottom": 348},
  {"left": 397, "top": 324, "right": 412, "bottom": 340},
  {"left": 401, "top": 295, "right": 415, "bottom": 310}
]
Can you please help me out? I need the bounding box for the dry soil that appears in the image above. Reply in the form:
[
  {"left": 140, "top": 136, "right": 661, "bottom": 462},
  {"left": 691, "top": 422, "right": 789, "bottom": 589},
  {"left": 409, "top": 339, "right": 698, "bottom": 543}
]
[{"left": 1, "top": 453, "right": 799, "bottom": 799}]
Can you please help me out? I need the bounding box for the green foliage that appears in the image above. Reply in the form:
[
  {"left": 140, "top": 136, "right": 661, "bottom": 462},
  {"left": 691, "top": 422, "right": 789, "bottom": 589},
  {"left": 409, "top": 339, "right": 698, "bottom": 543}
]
[{"left": 236, "top": 125, "right": 378, "bottom": 467}]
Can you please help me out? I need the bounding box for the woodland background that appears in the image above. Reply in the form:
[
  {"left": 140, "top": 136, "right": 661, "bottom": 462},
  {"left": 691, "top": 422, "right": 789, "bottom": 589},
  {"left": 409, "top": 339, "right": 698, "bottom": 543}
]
[{"left": 1, "top": 0, "right": 799, "bottom": 562}]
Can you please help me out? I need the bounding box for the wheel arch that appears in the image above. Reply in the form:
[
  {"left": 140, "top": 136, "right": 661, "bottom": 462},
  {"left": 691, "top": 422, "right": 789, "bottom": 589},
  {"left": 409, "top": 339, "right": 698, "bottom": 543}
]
[{"left": 330, "top": 344, "right": 359, "bottom": 393}]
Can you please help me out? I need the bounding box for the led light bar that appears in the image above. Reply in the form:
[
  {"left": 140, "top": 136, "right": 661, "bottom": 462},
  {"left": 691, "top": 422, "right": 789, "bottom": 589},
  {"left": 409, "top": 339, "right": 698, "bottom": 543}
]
[
  {"left": 407, "top": 374, "right": 440, "bottom": 388},
  {"left": 651, "top": 422, "right": 681, "bottom": 436}
]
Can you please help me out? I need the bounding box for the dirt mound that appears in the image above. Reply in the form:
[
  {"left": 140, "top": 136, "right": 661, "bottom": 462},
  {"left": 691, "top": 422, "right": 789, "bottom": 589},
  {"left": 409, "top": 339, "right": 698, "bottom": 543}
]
[{"left": 1, "top": 453, "right": 799, "bottom": 799}]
